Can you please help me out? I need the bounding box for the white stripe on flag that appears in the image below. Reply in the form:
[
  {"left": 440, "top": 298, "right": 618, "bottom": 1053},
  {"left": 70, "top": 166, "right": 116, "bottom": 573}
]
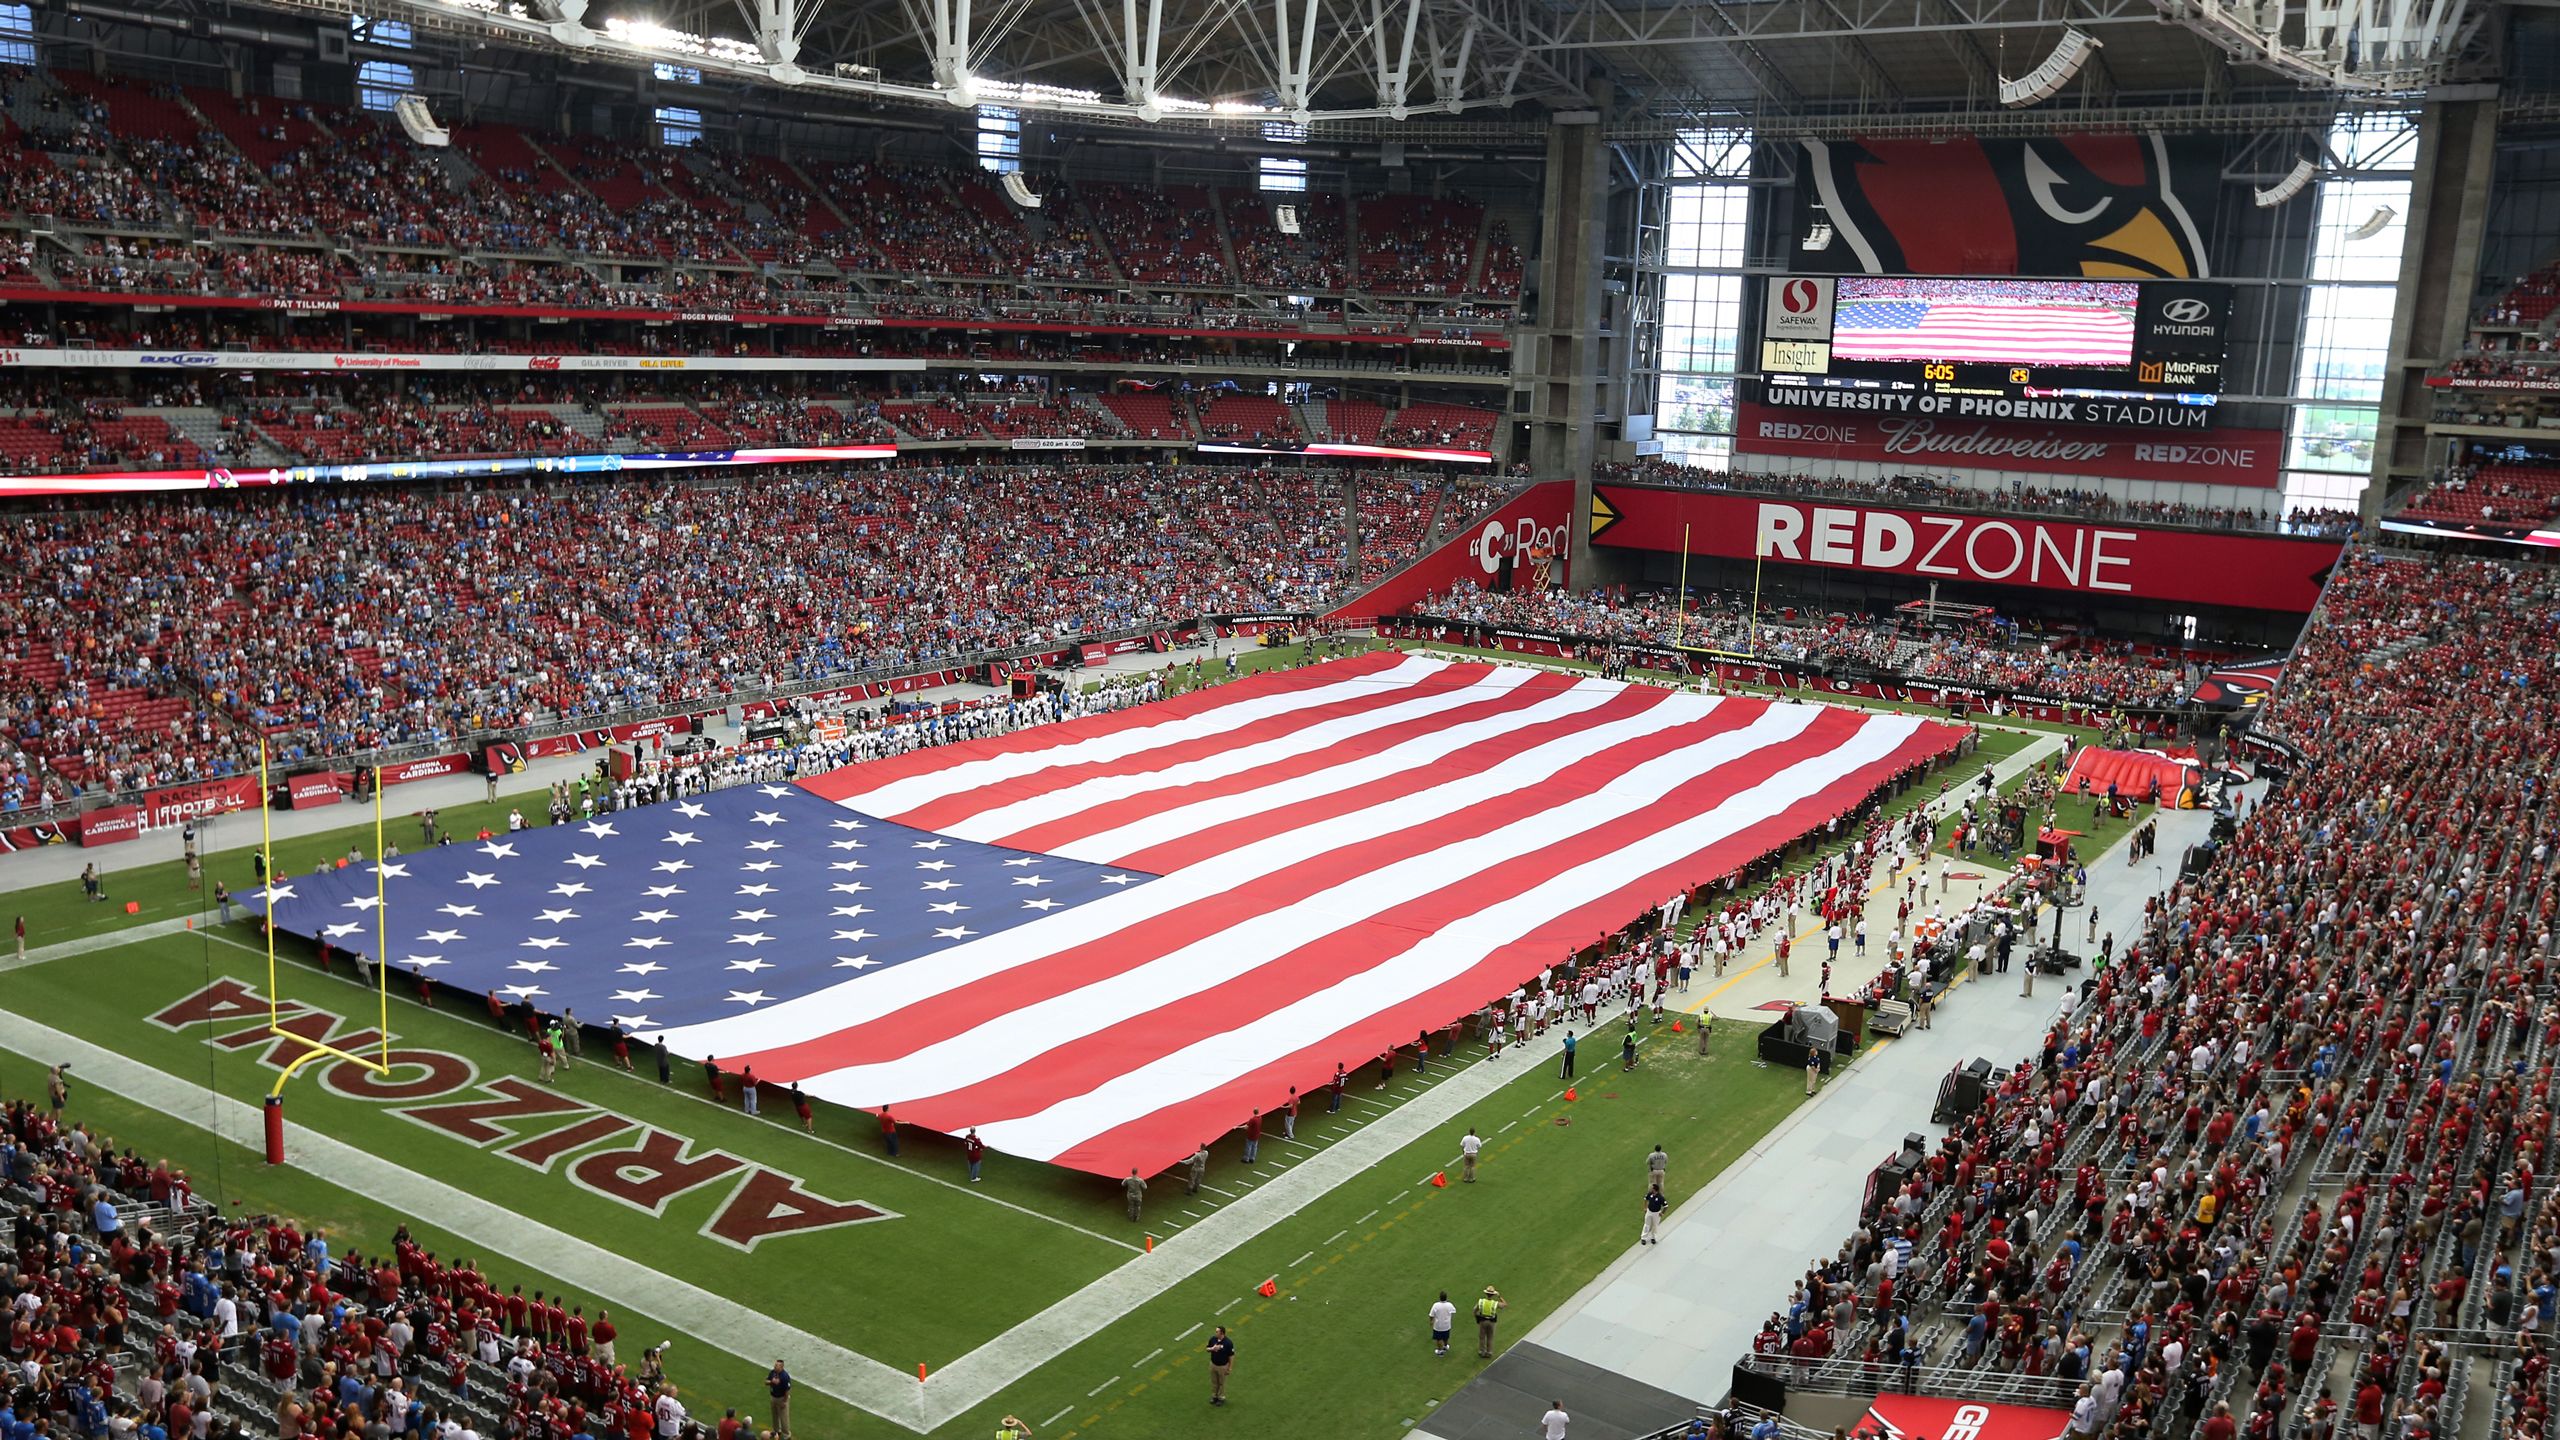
[
  {"left": 836, "top": 652, "right": 1446, "bottom": 817},
  {"left": 942, "top": 663, "right": 1556, "bottom": 844},
  {"left": 976, "top": 709, "right": 1931, "bottom": 1158}
]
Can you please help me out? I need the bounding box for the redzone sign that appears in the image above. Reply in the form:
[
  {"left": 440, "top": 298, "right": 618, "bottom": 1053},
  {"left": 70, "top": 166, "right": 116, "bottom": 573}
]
[
  {"left": 1590, "top": 485, "right": 2345, "bottom": 612},
  {"left": 151, "top": 978, "right": 895, "bottom": 1249}
]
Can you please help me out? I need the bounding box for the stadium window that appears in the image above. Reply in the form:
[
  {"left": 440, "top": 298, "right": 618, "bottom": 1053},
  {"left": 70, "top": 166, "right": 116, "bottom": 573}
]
[
  {"left": 653, "top": 61, "right": 702, "bottom": 84},
  {"left": 656, "top": 105, "right": 703, "bottom": 147},
  {"left": 353, "top": 15, "right": 412, "bottom": 47},
  {"left": 1259, "top": 157, "right": 1308, "bottom": 194},
  {"left": 977, "top": 106, "right": 1020, "bottom": 174},
  {"left": 2280, "top": 112, "right": 2415, "bottom": 513},
  {"left": 357, "top": 60, "right": 415, "bottom": 113},
  {"left": 0, "top": 4, "right": 33, "bottom": 66},
  {"left": 1651, "top": 127, "right": 1751, "bottom": 469}
]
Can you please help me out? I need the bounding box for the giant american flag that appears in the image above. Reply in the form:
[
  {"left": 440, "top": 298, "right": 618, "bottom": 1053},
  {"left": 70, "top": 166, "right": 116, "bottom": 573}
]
[
  {"left": 1832, "top": 296, "right": 2135, "bottom": 366},
  {"left": 255, "top": 654, "right": 1962, "bottom": 1177}
]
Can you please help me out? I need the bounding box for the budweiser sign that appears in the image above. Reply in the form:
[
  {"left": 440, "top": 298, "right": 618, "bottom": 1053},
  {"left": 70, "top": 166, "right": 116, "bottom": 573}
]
[{"left": 1735, "top": 401, "right": 2281, "bottom": 488}]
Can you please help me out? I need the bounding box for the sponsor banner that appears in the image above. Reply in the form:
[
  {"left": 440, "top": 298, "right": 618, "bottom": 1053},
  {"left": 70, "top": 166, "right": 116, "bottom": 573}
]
[
  {"left": 1009, "top": 437, "right": 1089, "bottom": 451},
  {"left": 0, "top": 349, "right": 924, "bottom": 374},
  {"left": 1761, "top": 339, "right": 1832, "bottom": 375},
  {"left": 1755, "top": 382, "right": 2216, "bottom": 432},
  {"left": 1794, "top": 133, "right": 2219, "bottom": 279},
  {"left": 376, "top": 753, "right": 475, "bottom": 787},
  {"left": 2136, "top": 283, "right": 2232, "bottom": 358},
  {"left": 1331, "top": 480, "right": 1573, "bottom": 620},
  {"left": 1078, "top": 636, "right": 1155, "bottom": 666},
  {"left": 1764, "top": 277, "right": 1836, "bottom": 340},
  {"left": 285, "top": 772, "right": 350, "bottom": 809},
  {"left": 1196, "top": 440, "right": 1495, "bottom": 465},
  {"left": 0, "top": 441, "right": 901, "bottom": 498},
  {"left": 1588, "top": 485, "right": 2344, "bottom": 612},
  {"left": 1735, "top": 400, "right": 2278, "bottom": 486},
  {"left": 0, "top": 822, "right": 67, "bottom": 852},
  {"left": 0, "top": 290, "right": 1510, "bottom": 350},
  {"left": 2379, "top": 516, "right": 2560, "bottom": 551},
  {"left": 141, "top": 775, "right": 262, "bottom": 827},
  {"left": 1865, "top": 1393, "right": 2078, "bottom": 1440},
  {"left": 77, "top": 805, "right": 143, "bottom": 847},
  {"left": 2426, "top": 374, "right": 2560, "bottom": 392}
]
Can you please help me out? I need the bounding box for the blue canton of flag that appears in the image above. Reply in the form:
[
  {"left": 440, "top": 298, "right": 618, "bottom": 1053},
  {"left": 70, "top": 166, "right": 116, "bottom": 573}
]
[{"left": 248, "top": 783, "right": 1155, "bottom": 1035}]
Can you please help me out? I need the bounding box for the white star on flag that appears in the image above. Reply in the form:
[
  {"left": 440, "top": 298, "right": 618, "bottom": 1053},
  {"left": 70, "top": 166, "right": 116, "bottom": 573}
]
[
  {"left": 580, "top": 821, "right": 619, "bottom": 837},
  {"left": 341, "top": 895, "right": 382, "bottom": 911},
  {"left": 612, "top": 1014, "right": 655, "bottom": 1029},
  {"left": 830, "top": 819, "right": 867, "bottom": 831},
  {"left": 834, "top": 929, "right": 875, "bottom": 943},
  {"left": 510, "top": 960, "right": 558, "bottom": 974},
  {"left": 726, "top": 990, "right": 772, "bottom": 1006},
  {"left": 729, "top": 931, "right": 775, "bottom": 946},
  {"left": 913, "top": 839, "right": 950, "bottom": 850},
  {"left": 732, "top": 908, "right": 777, "bottom": 923},
  {"left": 418, "top": 928, "right": 465, "bottom": 945},
  {"left": 1023, "top": 898, "right": 1063, "bottom": 911},
  {"left": 927, "top": 901, "right": 968, "bottom": 914},
  {"left": 757, "top": 785, "right": 793, "bottom": 798},
  {"left": 619, "top": 961, "right": 667, "bottom": 976},
  {"left": 749, "top": 811, "right": 787, "bottom": 827},
  {"left": 321, "top": 922, "right": 363, "bottom": 939},
  {"left": 830, "top": 882, "right": 869, "bottom": 895},
  {"left": 829, "top": 861, "right": 867, "bottom": 873},
  {"left": 736, "top": 883, "right": 778, "bottom": 897},
  {"left": 729, "top": 958, "right": 774, "bottom": 973},
  {"left": 643, "top": 885, "right": 686, "bottom": 898},
  {"left": 459, "top": 873, "right": 501, "bottom": 890},
  {"left": 831, "top": 905, "right": 871, "bottom": 919},
  {"left": 501, "top": 985, "right": 547, "bottom": 999},
  {"left": 632, "top": 909, "right": 676, "bottom": 924},
  {"left": 1013, "top": 875, "right": 1052, "bottom": 887},
  {"left": 372, "top": 862, "right": 411, "bottom": 879},
  {"left": 405, "top": 955, "right": 448, "bottom": 969},
  {"left": 435, "top": 904, "right": 481, "bottom": 918},
  {"left": 933, "top": 925, "right": 978, "bottom": 940},
  {"left": 521, "top": 936, "right": 568, "bottom": 950},
  {"left": 536, "top": 908, "right": 580, "bottom": 924},
  {"left": 653, "top": 860, "right": 693, "bottom": 874},
  {"left": 550, "top": 882, "right": 591, "bottom": 898},
  {"left": 917, "top": 860, "right": 954, "bottom": 873},
  {"left": 612, "top": 989, "right": 661, "bottom": 1004},
  {"left": 1100, "top": 874, "right": 1138, "bottom": 885},
  {"left": 565, "top": 853, "right": 607, "bottom": 870},
  {"left": 829, "top": 840, "right": 865, "bottom": 852},
  {"left": 257, "top": 884, "right": 298, "bottom": 903},
  {"left": 480, "top": 842, "right": 518, "bottom": 859},
  {"left": 1002, "top": 857, "right": 1041, "bottom": 867},
  {"left": 663, "top": 831, "right": 701, "bottom": 848},
  {"left": 920, "top": 879, "right": 960, "bottom": 892},
  {"left": 834, "top": 955, "right": 878, "bottom": 969},
  {"left": 674, "top": 802, "right": 709, "bottom": 819},
  {"left": 625, "top": 937, "right": 672, "bottom": 950}
]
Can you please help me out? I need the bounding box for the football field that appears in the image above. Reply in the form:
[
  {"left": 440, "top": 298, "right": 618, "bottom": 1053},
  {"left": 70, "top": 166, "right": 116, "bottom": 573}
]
[{"left": 0, "top": 642, "right": 2091, "bottom": 1439}]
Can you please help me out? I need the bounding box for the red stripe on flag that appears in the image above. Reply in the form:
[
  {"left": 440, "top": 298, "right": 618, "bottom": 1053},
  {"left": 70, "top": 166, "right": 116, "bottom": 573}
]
[{"left": 1042, "top": 719, "right": 1963, "bottom": 1173}]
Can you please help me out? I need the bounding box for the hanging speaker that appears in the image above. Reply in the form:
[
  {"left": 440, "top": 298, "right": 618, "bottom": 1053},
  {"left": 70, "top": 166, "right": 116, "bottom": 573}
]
[
  {"left": 2253, "top": 159, "right": 2316, "bottom": 207},
  {"left": 393, "top": 95, "right": 450, "bottom": 148},
  {"left": 1998, "top": 30, "right": 2101, "bottom": 106},
  {"left": 1001, "top": 171, "right": 1043, "bottom": 209}
]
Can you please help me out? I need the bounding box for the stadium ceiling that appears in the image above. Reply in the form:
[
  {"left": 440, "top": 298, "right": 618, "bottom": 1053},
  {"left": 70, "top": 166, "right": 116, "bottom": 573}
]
[{"left": 145, "top": 0, "right": 2506, "bottom": 132}]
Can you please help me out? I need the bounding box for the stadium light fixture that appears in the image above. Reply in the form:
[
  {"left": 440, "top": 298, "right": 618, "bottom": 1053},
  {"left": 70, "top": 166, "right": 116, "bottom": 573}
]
[
  {"left": 2253, "top": 158, "right": 2316, "bottom": 207},
  {"left": 2348, "top": 205, "right": 2398, "bottom": 240},
  {"left": 1998, "top": 29, "right": 2102, "bottom": 107}
]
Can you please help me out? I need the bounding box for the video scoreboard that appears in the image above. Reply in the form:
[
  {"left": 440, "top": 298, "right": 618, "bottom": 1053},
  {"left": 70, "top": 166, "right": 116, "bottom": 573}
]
[{"left": 1757, "top": 275, "right": 2231, "bottom": 431}]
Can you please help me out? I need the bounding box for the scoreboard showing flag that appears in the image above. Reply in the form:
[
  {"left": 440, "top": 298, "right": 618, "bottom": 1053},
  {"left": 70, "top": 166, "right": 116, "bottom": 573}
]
[
  {"left": 1755, "top": 273, "right": 2230, "bottom": 419},
  {"left": 256, "top": 653, "right": 1961, "bottom": 1178}
]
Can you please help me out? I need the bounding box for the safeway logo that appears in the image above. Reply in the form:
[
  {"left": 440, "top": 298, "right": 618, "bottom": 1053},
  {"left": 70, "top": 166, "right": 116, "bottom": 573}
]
[{"left": 1763, "top": 277, "right": 1834, "bottom": 341}]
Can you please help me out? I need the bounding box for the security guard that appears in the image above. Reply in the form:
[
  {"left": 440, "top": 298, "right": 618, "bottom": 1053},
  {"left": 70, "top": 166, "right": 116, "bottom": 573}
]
[
  {"left": 996, "top": 1416, "right": 1033, "bottom": 1440},
  {"left": 1474, "top": 1286, "right": 1507, "bottom": 1358}
]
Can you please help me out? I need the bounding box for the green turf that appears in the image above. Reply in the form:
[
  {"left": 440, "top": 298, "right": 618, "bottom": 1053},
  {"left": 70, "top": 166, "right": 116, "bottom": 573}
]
[{"left": 0, "top": 645, "right": 2140, "bottom": 1438}]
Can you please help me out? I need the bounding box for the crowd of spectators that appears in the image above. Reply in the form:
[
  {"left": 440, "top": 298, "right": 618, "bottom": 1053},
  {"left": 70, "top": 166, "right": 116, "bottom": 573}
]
[
  {"left": 1746, "top": 548, "right": 2560, "bottom": 1440},
  {"left": 1409, "top": 580, "right": 2204, "bottom": 708},
  {"left": 0, "top": 464, "right": 1475, "bottom": 789}
]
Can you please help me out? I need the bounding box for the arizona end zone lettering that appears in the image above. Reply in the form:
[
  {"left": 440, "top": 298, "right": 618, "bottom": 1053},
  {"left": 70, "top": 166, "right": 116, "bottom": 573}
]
[
  {"left": 1587, "top": 487, "right": 2345, "bottom": 612},
  {"left": 1760, "top": 385, "right": 2215, "bottom": 431},
  {"left": 148, "top": 979, "right": 896, "bottom": 1249}
]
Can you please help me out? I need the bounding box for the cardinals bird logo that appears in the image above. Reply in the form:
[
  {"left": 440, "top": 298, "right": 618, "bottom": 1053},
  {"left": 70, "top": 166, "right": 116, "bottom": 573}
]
[{"left": 1803, "top": 133, "right": 2212, "bottom": 279}]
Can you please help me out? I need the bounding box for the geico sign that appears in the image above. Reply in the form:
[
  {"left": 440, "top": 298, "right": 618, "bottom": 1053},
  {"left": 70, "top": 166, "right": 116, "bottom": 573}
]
[
  {"left": 1755, "top": 502, "right": 2136, "bottom": 593},
  {"left": 1473, "top": 514, "right": 1566, "bottom": 575}
]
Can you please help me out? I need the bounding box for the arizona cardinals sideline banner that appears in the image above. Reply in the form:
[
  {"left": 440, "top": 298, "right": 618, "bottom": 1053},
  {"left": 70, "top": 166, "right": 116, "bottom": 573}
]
[
  {"left": 1795, "top": 133, "right": 2221, "bottom": 278},
  {"left": 1588, "top": 485, "right": 2345, "bottom": 612},
  {"left": 1864, "top": 1393, "right": 2075, "bottom": 1440}
]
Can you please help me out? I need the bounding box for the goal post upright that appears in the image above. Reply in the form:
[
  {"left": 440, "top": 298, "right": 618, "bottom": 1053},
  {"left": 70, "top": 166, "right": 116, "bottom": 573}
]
[{"left": 256, "top": 738, "right": 391, "bottom": 1163}]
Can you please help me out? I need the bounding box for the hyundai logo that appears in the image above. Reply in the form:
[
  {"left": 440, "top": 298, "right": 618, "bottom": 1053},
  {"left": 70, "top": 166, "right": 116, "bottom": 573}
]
[{"left": 2160, "top": 298, "right": 2213, "bottom": 325}]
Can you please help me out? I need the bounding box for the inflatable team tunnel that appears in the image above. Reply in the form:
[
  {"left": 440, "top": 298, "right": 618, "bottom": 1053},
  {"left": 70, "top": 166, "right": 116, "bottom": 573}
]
[{"left": 2062, "top": 746, "right": 2203, "bottom": 809}]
